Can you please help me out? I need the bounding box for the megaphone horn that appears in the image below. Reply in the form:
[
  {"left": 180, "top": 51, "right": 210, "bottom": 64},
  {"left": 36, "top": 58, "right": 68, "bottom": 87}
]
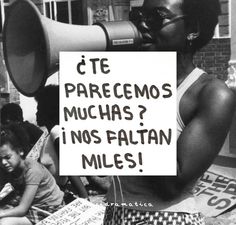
[{"left": 3, "top": 0, "right": 142, "bottom": 97}]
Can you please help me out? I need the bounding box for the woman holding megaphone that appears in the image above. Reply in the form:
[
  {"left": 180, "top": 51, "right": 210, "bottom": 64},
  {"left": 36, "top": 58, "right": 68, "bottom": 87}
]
[{"left": 103, "top": 0, "right": 236, "bottom": 224}]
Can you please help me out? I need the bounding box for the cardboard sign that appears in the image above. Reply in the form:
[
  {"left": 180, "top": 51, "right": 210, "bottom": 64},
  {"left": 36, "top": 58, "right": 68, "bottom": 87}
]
[
  {"left": 59, "top": 52, "right": 177, "bottom": 176},
  {"left": 194, "top": 170, "right": 236, "bottom": 217},
  {"left": 36, "top": 198, "right": 105, "bottom": 225},
  {"left": 26, "top": 131, "right": 48, "bottom": 161}
]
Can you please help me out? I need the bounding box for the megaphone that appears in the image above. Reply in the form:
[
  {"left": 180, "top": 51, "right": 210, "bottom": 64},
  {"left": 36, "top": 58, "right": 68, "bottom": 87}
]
[{"left": 3, "top": 0, "right": 142, "bottom": 97}]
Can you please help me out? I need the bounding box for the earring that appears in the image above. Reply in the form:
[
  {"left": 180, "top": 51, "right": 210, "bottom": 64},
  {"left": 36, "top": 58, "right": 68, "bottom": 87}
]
[
  {"left": 187, "top": 33, "right": 199, "bottom": 47},
  {"left": 187, "top": 32, "right": 199, "bottom": 41}
]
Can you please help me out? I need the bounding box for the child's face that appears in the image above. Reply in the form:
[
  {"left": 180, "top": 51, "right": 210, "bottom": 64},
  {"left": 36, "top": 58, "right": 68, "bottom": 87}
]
[{"left": 0, "top": 144, "right": 22, "bottom": 173}]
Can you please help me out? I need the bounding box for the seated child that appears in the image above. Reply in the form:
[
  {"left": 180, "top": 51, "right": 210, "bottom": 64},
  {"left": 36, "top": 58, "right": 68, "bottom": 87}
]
[{"left": 0, "top": 123, "right": 64, "bottom": 225}]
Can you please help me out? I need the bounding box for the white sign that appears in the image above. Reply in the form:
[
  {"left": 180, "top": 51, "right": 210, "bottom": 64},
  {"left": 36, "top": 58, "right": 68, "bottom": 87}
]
[
  {"left": 36, "top": 198, "right": 105, "bottom": 225},
  {"left": 26, "top": 131, "right": 48, "bottom": 161},
  {"left": 60, "top": 52, "right": 177, "bottom": 175}
]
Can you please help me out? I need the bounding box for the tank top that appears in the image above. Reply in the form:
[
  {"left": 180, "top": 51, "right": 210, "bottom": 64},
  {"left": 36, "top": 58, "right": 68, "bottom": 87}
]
[{"left": 177, "top": 67, "right": 205, "bottom": 138}]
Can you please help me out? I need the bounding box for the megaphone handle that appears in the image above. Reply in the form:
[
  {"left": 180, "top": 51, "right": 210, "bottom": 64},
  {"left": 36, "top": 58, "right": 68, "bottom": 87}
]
[{"left": 96, "top": 21, "right": 142, "bottom": 51}]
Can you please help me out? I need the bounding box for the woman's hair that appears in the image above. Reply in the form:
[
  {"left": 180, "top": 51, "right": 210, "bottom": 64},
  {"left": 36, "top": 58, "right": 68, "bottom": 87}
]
[
  {"left": 1, "top": 103, "right": 24, "bottom": 125},
  {"left": 0, "top": 123, "right": 30, "bottom": 158},
  {"left": 181, "top": 0, "right": 221, "bottom": 52},
  {"left": 34, "top": 85, "right": 59, "bottom": 126}
]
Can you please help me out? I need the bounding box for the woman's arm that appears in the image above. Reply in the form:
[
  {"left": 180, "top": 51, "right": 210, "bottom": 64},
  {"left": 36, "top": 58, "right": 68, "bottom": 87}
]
[
  {"left": 177, "top": 82, "right": 235, "bottom": 181},
  {"left": 0, "top": 184, "right": 38, "bottom": 218},
  {"left": 155, "top": 81, "right": 236, "bottom": 199}
]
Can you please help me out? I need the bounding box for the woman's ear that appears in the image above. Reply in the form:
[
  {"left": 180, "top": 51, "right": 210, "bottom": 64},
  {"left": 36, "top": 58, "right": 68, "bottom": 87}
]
[{"left": 186, "top": 18, "right": 200, "bottom": 41}]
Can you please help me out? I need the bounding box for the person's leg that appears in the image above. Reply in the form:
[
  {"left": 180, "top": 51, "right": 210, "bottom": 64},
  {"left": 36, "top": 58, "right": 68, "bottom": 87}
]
[
  {"left": 0, "top": 217, "right": 32, "bottom": 225},
  {"left": 68, "top": 176, "right": 88, "bottom": 198}
]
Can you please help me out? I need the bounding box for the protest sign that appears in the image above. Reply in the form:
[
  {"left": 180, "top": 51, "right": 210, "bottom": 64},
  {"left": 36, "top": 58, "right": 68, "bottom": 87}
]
[
  {"left": 36, "top": 198, "right": 105, "bottom": 225},
  {"left": 59, "top": 52, "right": 177, "bottom": 175},
  {"left": 26, "top": 131, "right": 48, "bottom": 161},
  {"left": 194, "top": 170, "right": 236, "bottom": 217}
]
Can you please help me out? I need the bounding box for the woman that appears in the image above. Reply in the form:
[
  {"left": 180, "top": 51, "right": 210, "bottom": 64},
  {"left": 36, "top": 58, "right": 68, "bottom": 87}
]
[
  {"left": 103, "top": 0, "right": 236, "bottom": 224},
  {"left": 0, "top": 124, "right": 64, "bottom": 225}
]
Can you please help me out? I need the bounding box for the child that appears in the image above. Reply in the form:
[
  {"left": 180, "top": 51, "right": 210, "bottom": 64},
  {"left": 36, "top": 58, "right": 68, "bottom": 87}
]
[{"left": 0, "top": 123, "right": 64, "bottom": 225}]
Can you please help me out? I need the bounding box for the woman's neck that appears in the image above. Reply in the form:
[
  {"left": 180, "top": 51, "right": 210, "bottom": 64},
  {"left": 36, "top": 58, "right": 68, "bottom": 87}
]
[
  {"left": 177, "top": 52, "right": 195, "bottom": 87},
  {"left": 12, "top": 159, "right": 25, "bottom": 178}
]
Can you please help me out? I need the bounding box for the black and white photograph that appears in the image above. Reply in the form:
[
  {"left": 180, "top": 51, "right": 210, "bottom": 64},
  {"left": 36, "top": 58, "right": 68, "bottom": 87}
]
[{"left": 0, "top": 0, "right": 236, "bottom": 224}]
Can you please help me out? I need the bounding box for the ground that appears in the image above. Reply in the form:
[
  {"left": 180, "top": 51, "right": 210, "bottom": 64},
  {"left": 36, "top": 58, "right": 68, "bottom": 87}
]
[{"left": 205, "top": 208, "right": 236, "bottom": 225}]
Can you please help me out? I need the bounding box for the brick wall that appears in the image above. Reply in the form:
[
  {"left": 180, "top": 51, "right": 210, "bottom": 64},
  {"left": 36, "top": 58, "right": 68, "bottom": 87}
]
[{"left": 194, "top": 38, "right": 230, "bottom": 80}]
